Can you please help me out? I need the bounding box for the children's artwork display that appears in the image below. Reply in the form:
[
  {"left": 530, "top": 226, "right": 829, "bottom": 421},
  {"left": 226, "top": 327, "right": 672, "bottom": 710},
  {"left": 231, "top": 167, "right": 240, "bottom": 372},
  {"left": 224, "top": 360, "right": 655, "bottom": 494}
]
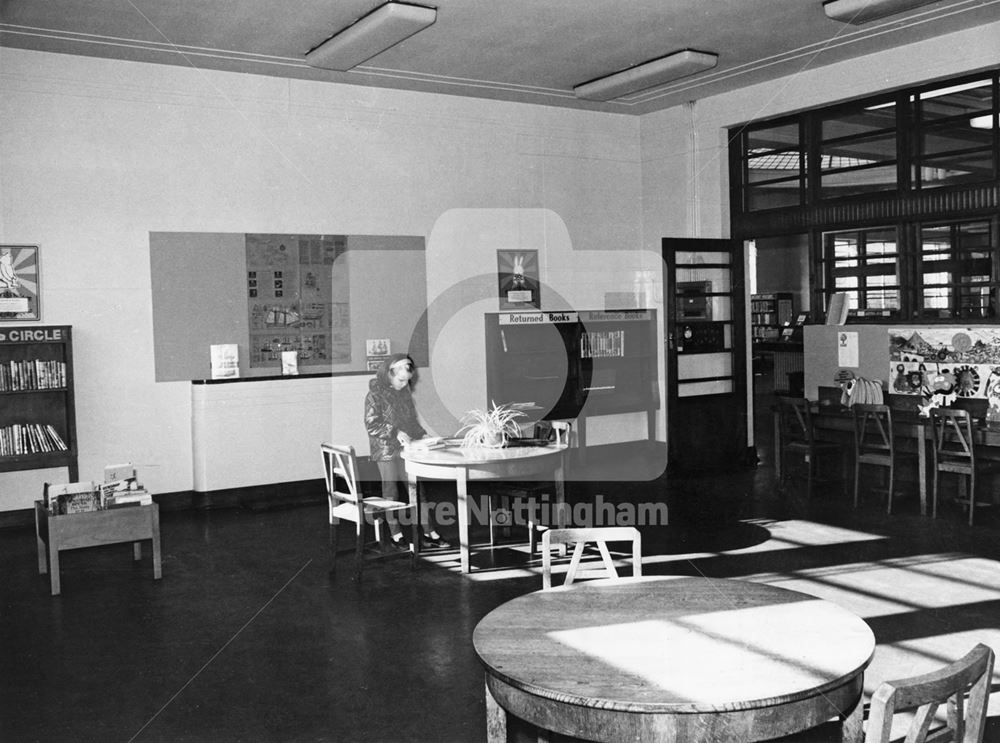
[
  {"left": 246, "top": 234, "right": 349, "bottom": 368},
  {"left": 888, "top": 328, "right": 1000, "bottom": 405}
]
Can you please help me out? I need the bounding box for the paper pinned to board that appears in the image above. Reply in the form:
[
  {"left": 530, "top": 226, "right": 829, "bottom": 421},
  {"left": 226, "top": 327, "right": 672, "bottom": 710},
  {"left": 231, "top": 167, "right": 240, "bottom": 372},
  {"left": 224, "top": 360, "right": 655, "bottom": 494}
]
[{"left": 838, "top": 331, "right": 859, "bottom": 367}]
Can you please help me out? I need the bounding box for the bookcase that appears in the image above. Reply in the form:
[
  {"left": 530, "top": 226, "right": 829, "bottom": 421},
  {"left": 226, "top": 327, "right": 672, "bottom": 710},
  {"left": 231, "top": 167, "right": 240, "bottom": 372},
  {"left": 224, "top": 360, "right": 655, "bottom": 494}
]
[
  {"left": 751, "top": 293, "right": 793, "bottom": 342},
  {"left": 0, "top": 326, "right": 78, "bottom": 480},
  {"left": 485, "top": 310, "right": 659, "bottom": 449}
]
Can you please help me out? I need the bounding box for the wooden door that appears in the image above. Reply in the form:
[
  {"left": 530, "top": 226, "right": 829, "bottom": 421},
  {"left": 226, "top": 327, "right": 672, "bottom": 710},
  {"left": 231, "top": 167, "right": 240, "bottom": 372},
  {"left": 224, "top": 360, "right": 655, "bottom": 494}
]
[{"left": 663, "top": 238, "right": 749, "bottom": 472}]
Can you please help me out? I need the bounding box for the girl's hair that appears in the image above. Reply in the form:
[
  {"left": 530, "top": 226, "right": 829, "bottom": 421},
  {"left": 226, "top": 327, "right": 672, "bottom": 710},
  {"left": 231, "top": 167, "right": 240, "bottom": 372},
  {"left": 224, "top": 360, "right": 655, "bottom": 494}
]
[{"left": 375, "top": 352, "right": 415, "bottom": 387}]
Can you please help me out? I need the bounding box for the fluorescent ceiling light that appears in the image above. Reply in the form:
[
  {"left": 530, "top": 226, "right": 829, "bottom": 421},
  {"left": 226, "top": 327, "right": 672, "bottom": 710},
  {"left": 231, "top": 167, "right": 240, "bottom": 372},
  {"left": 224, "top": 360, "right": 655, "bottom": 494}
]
[
  {"left": 823, "top": 0, "right": 943, "bottom": 24},
  {"left": 306, "top": 2, "right": 436, "bottom": 72},
  {"left": 970, "top": 115, "right": 995, "bottom": 129},
  {"left": 573, "top": 50, "right": 719, "bottom": 102}
]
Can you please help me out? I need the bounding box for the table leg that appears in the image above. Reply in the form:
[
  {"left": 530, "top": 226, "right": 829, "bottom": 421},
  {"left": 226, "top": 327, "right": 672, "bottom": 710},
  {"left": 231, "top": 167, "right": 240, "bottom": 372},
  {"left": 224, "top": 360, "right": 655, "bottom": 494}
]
[
  {"left": 407, "top": 473, "right": 421, "bottom": 560},
  {"left": 553, "top": 457, "right": 567, "bottom": 557},
  {"left": 35, "top": 507, "right": 48, "bottom": 575},
  {"left": 916, "top": 424, "right": 927, "bottom": 516},
  {"left": 151, "top": 506, "right": 162, "bottom": 580},
  {"left": 840, "top": 684, "right": 865, "bottom": 742},
  {"left": 457, "top": 468, "right": 470, "bottom": 574},
  {"left": 774, "top": 410, "right": 782, "bottom": 482},
  {"left": 484, "top": 678, "right": 507, "bottom": 743},
  {"left": 48, "top": 539, "right": 60, "bottom": 596}
]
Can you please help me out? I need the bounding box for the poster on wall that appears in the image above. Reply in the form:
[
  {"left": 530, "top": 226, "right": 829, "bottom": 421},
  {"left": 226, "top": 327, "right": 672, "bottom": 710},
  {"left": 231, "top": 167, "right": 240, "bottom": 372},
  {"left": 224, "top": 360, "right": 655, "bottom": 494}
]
[
  {"left": 246, "top": 234, "right": 348, "bottom": 368},
  {"left": 0, "top": 245, "right": 40, "bottom": 321},
  {"left": 888, "top": 327, "right": 1000, "bottom": 399},
  {"left": 497, "top": 249, "right": 540, "bottom": 310}
]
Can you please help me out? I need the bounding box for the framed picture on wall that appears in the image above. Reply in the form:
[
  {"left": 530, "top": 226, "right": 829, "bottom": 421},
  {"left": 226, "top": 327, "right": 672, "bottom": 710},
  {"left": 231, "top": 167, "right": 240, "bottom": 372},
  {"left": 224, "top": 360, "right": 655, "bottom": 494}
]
[
  {"left": 497, "top": 249, "right": 540, "bottom": 310},
  {"left": 0, "top": 245, "right": 40, "bottom": 322}
]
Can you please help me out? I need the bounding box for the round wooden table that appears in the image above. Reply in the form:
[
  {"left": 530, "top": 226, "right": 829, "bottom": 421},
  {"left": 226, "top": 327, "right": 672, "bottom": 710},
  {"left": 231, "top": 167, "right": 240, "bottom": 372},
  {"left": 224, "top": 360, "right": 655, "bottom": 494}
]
[
  {"left": 473, "top": 576, "right": 875, "bottom": 742},
  {"left": 403, "top": 444, "right": 566, "bottom": 573}
]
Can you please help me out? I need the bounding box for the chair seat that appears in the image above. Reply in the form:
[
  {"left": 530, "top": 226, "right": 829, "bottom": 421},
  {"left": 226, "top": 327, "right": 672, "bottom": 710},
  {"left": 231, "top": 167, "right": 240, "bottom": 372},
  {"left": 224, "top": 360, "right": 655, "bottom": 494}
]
[{"left": 330, "top": 497, "right": 410, "bottom": 522}]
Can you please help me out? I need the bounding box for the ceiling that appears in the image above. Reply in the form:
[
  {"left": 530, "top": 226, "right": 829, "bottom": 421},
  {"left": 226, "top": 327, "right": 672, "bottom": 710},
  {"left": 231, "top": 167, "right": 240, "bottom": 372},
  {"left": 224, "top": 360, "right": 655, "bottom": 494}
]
[{"left": 1, "top": 0, "right": 998, "bottom": 115}]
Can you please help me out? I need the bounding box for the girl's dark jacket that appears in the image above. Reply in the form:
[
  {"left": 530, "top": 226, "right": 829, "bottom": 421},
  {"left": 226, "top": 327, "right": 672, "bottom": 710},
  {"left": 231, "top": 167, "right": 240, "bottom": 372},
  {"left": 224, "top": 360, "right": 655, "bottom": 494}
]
[{"left": 364, "top": 377, "right": 426, "bottom": 462}]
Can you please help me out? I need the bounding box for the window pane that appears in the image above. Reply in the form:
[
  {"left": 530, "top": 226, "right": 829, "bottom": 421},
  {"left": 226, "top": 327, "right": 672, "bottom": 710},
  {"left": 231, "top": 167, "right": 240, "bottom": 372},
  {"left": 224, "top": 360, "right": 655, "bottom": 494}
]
[
  {"left": 917, "top": 220, "right": 998, "bottom": 320},
  {"left": 748, "top": 123, "right": 799, "bottom": 151},
  {"left": 918, "top": 79, "right": 992, "bottom": 121},
  {"left": 822, "top": 102, "right": 896, "bottom": 140},
  {"left": 747, "top": 186, "right": 801, "bottom": 211},
  {"left": 915, "top": 149, "right": 994, "bottom": 189}
]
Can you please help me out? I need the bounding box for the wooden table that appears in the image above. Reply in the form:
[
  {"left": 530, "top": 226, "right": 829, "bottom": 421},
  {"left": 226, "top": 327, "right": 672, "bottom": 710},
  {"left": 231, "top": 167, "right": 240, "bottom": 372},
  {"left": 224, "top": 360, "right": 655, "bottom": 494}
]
[
  {"left": 35, "top": 501, "right": 162, "bottom": 595},
  {"left": 402, "top": 444, "right": 566, "bottom": 573},
  {"left": 773, "top": 403, "right": 1000, "bottom": 515},
  {"left": 473, "top": 577, "right": 875, "bottom": 743}
]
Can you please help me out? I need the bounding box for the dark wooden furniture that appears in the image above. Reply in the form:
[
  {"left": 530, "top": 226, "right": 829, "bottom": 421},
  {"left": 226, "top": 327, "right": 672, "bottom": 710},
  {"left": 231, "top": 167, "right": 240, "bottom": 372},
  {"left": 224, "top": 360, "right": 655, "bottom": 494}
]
[
  {"left": 540, "top": 526, "right": 641, "bottom": 590},
  {"left": 484, "top": 310, "right": 658, "bottom": 453},
  {"left": 0, "top": 326, "right": 77, "bottom": 482},
  {"left": 863, "top": 643, "right": 993, "bottom": 743},
  {"left": 35, "top": 500, "right": 161, "bottom": 595},
  {"left": 321, "top": 443, "right": 417, "bottom": 580},
  {"left": 473, "top": 577, "right": 875, "bottom": 743},
  {"left": 776, "top": 395, "right": 846, "bottom": 498},
  {"left": 929, "top": 409, "right": 999, "bottom": 526},
  {"left": 852, "top": 403, "right": 918, "bottom": 513},
  {"left": 403, "top": 443, "right": 567, "bottom": 574}
]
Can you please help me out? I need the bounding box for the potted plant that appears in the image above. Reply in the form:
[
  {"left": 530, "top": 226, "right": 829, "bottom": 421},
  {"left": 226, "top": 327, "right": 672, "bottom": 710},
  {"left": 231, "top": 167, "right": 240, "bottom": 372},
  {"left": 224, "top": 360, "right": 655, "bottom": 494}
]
[{"left": 457, "top": 402, "right": 525, "bottom": 449}]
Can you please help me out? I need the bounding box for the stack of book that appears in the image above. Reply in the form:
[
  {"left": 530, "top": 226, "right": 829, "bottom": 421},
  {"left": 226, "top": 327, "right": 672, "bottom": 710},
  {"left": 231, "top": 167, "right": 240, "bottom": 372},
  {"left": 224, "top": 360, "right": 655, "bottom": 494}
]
[{"left": 100, "top": 463, "right": 153, "bottom": 509}]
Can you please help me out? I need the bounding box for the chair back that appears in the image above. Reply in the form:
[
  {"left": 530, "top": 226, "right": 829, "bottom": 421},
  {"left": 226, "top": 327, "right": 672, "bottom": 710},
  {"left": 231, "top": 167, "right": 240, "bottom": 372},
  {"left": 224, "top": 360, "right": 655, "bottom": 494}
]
[
  {"left": 777, "top": 396, "right": 814, "bottom": 445},
  {"left": 321, "top": 444, "right": 363, "bottom": 521},
  {"left": 853, "top": 404, "right": 894, "bottom": 459},
  {"left": 541, "top": 526, "right": 641, "bottom": 590},
  {"left": 533, "top": 419, "right": 572, "bottom": 447},
  {"left": 863, "top": 643, "right": 994, "bottom": 743},
  {"left": 930, "top": 408, "right": 975, "bottom": 465}
]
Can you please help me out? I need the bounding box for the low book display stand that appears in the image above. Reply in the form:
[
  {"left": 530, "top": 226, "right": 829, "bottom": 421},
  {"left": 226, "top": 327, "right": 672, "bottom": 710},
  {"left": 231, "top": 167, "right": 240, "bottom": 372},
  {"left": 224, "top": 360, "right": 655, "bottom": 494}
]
[{"left": 35, "top": 480, "right": 161, "bottom": 595}]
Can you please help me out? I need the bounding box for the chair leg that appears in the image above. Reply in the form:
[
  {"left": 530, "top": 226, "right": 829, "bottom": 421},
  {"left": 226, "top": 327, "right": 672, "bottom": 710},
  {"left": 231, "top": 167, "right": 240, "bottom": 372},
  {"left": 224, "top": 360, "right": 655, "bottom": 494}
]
[
  {"left": 968, "top": 471, "right": 976, "bottom": 527},
  {"left": 806, "top": 452, "right": 815, "bottom": 500},
  {"left": 853, "top": 461, "right": 861, "bottom": 509},
  {"left": 329, "top": 519, "right": 340, "bottom": 572},
  {"left": 886, "top": 462, "right": 895, "bottom": 515},
  {"left": 932, "top": 469, "right": 939, "bottom": 519},
  {"left": 354, "top": 521, "right": 365, "bottom": 582}
]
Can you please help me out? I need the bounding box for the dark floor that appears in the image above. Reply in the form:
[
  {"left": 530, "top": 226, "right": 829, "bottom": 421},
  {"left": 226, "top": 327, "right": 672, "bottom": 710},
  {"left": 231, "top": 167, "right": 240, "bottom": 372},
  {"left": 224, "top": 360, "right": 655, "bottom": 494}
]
[{"left": 2, "top": 393, "right": 1000, "bottom": 742}]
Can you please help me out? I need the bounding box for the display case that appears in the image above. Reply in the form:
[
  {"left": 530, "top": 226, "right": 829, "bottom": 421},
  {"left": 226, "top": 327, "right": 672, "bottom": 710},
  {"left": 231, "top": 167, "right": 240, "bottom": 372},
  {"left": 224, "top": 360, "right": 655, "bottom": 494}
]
[
  {"left": 751, "top": 293, "right": 793, "bottom": 342},
  {"left": 0, "top": 326, "right": 78, "bottom": 480}
]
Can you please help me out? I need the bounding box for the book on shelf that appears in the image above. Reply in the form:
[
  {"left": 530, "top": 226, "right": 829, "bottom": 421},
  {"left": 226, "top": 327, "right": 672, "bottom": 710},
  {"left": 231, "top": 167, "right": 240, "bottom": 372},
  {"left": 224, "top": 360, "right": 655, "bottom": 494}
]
[{"left": 0, "top": 423, "right": 68, "bottom": 456}]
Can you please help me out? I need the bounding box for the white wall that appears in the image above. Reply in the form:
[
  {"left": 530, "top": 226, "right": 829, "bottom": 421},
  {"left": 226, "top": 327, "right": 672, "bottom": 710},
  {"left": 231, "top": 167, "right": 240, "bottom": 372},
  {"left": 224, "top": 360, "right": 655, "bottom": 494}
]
[{"left": 0, "top": 47, "right": 648, "bottom": 508}]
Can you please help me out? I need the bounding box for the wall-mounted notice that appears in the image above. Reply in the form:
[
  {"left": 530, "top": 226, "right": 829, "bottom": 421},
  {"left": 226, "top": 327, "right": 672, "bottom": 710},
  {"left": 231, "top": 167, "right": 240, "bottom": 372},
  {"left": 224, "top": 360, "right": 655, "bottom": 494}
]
[
  {"left": 246, "top": 234, "right": 347, "bottom": 368},
  {"left": 837, "top": 331, "right": 858, "bottom": 367}
]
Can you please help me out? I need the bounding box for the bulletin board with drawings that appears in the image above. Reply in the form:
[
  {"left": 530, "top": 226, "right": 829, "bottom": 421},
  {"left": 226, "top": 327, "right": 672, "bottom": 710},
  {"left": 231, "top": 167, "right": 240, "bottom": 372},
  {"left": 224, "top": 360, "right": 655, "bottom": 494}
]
[
  {"left": 150, "top": 232, "right": 427, "bottom": 381},
  {"left": 888, "top": 327, "right": 1000, "bottom": 400}
]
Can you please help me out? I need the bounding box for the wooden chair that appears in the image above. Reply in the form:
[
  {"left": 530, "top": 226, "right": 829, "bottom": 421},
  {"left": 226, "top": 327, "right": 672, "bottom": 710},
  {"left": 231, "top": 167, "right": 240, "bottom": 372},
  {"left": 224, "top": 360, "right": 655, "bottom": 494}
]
[
  {"left": 776, "top": 396, "right": 846, "bottom": 499},
  {"left": 321, "top": 443, "right": 413, "bottom": 580},
  {"left": 929, "top": 409, "right": 999, "bottom": 526},
  {"left": 863, "top": 643, "right": 994, "bottom": 743},
  {"left": 541, "top": 526, "right": 641, "bottom": 590},
  {"left": 852, "top": 403, "right": 917, "bottom": 513},
  {"left": 487, "top": 420, "right": 572, "bottom": 552}
]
